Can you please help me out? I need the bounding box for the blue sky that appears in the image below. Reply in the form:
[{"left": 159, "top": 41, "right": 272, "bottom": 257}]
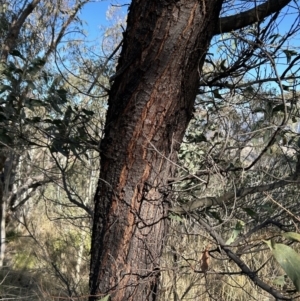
[
  {"left": 80, "top": 1, "right": 129, "bottom": 38},
  {"left": 80, "top": 1, "right": 111, "bottom": 32},
  {"left": 79, "top": 1, "right": 300, "bottom": 87},
  {"left": 79, "top": 1, "right": 299, "bottom": 48}
]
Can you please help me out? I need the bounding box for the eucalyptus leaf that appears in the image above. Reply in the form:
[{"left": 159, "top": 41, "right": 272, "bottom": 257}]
[
  {"left": 9, "top": 49, "right": 25, "bottom": 60},
  {"left": 212, "top": 89, "right": 223, "bottom": 99},
  {"left": 82, "top": 108, "right": 95, "bottom": 116},
  {"left": 56, "top": 89, "right": 68, "bottom": 103},
  {"left": 264, "top": 240, "right": 300, "bottom": 291},
  {"left": 283, "top": 232, "right": 300, "bottom": 242},
  {"left": 282, "top": 49, "right": 298, "bottom": 64},
  {"left": 242, "top": 207, "right": 258, "bottom": 219},
  {"left": 272, "top": 104, "right": 286, "bottom": 114},
  {"left": 25, "top": 98, "right": 46, "bottom": 107}
]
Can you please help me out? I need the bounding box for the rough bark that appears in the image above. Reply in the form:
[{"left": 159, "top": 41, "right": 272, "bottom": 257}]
[
  {"left": 89, "top": 0, "right": 293, "bottom": 300},
  {"left": 89, "top": 1, "right": 223, "bottom": 300}
]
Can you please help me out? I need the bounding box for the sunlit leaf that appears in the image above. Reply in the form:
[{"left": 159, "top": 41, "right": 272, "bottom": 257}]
[
  {"left": 283, "top": 232, "right": 300, "bottom": 242},
  {"left": 272, "top": 275, "right": 286, "bottom": 287},
  {"left": 169, "top": 213, "right": 184, "bottom": 222},
  {"left": 264, "top": 240, "right": 300, "bottom": 291},
  {"left": 226, "top": 220, "right": 245, "bottom": 245}
]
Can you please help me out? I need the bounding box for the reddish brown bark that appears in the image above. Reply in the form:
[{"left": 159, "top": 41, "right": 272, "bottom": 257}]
[
  {"left": 89, "top": 0, "right": 293, "bottom": 300},
  {"left": 89, "top": 1, "right": 223, "bottom": 300}
]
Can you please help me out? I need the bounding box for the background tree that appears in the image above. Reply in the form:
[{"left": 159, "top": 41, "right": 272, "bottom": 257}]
[
  {"left": 0, "top": 0, "right": 114, "bottom": 298},
  {"left": 89, "top": 0, "right": 299, "bottom": 300}
]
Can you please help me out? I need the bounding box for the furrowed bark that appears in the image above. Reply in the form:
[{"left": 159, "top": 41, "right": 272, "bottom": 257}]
[
  {"left": 89, "top": 1, "right": 223, "bottom": 300},
  {"left": 89, "top": 0, "right": 292, "bottom": 300}
]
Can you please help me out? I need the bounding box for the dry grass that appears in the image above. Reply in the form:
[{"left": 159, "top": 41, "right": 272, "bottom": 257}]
[{"left": 159, "top": 221, "right": 300, "bottom": 301}]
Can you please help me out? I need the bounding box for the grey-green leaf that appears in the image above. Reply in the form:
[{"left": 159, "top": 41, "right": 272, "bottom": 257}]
[
  {"left": 226, "top": 220, "right": 245, "bottom": 245},
  {"left": 283, "top": 232, "right": 300, "bottom": 243},
  {"left": 264, "top": 240, "right": 300, "bottom": 291}
]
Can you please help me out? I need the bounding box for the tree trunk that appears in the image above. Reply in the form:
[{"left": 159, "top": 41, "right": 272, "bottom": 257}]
[
  {"left": 89, "top": 0, "right": 223, "bottom": 300},
  {"left": 0, "top": 152, "right": 18, "bottom": 266}
]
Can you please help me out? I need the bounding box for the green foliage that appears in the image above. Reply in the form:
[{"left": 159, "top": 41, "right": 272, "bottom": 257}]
[
  {"left": 272, "top": 275, "right": 287, "bottom": 288},
  {"left": 283, "top": 232, "right": 300, "bottom": 243},
  {"left": 13, "top": 250, "right": 36, "bottom": 269},
  {"left": 169, "top": 213, "right": 184, "bottom": 222},
  {"left": 225, "top": 220, "right": 245, "bottom": 245},
  {"left": 264, "top": 240, "right": 300, "bottom": 292},
  {"left": 0, "top": 50, "right": 97, "bottom": 157},
  {"left": 6, "top": 229, "right": 19, "bottom": 242}
]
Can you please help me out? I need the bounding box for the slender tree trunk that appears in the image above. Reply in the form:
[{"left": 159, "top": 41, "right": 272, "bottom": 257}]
[
  {"left": 0, "top": 152, "right": 17, "bottom": 266},
  {"left": 0, "top": 154, "right": 6, "bottom": 267},
  {"left": 0, "top": 186, "right": 6, "bottom": 267},
  {"left": 89, "top": 1, "right": 223, "bottom": 300}
]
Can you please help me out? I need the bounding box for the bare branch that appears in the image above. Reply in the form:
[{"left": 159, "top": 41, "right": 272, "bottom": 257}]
[
  {"left": 44, "top": 0, "right": 89, "bottom": 61},
  {"left": 197, "top": 217, "right": 292, "bottom": 300},
  {"left": 1, "top": 0, "right": 41, "bottom": 62},
  {"left": 8, "top": 177, "right": 50, "bottom": 211},
  {"left": 214, "top": 0, "right": 292, "bottom": 35},
  {"left": 170, "top": 175, "right": 298, "bottom": 214}
]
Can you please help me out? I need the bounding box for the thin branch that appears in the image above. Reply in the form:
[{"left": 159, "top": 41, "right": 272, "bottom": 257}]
[
  {"left": 87, "top": 39, "right": 123, "bottom": 94},
  {"left": 9, "top": 178, "right": 51, "bottom": 211},
  {"left": 1, "top": 0, "right": 41, "bottom": 62},
  {"left": 197, "top": 217, "right": 292, "bottom": 300},
  {"left": 44, "top": 0, "right": 89, "bottom": 61},
  {"left": 170, "top": 175, "right": 298, "bottom": 214}
]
